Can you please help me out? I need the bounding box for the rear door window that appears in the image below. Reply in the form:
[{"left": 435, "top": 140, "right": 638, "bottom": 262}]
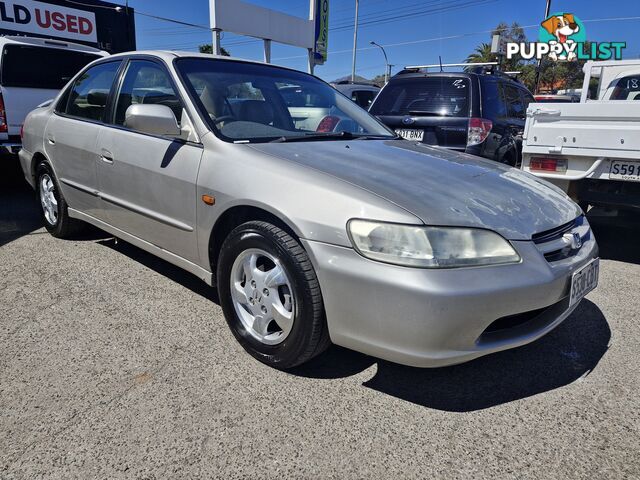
[
  {"left": 370, "top": 77, "right": 470, "bottom": 117},
  {"left": 63, "top": 61, "right": 121, "bottom": 122},
  {"left": 1, "top": 45, "right": 101, "bottom": 89},
  {"left": 480, "top": 80, "right": 506, "bottom": 119},
  {"left": 503, "top": 84, "right": 525, "bottom": 119},
  {"left": 521, "top": 89, "right": 535, "bottom": 110}
]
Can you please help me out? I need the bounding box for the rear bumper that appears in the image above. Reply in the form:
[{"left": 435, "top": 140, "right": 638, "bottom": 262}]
[
  {"left": 302, "top": 232, "right": 598, "bottom": 368},
  {"left": 0, "top": 134, "right": 23, "bottom": 153},
  {"left": 0, "top": 143, "right": 22, "bottom": 154},
  {"left": 18, "top": 148, "right": 36, "bottom": 189}
]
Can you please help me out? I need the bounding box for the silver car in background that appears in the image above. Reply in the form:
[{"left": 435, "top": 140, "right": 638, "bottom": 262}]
[{"left": 19, "top": 51, "right": 599, "bottom": 369}]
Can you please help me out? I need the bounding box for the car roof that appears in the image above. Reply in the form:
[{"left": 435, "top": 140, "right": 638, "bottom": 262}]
[
  {"left": 390, "top": 70, "right": 523, "bottom": 85},
  {"left": 105, "top": 50, "right": 304, "bottom": 75},
  {"left": 333, "top": 83, "right": 380, "bottom": 90}
]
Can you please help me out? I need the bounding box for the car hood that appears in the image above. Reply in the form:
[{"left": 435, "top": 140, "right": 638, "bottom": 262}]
[{"left": 248, "top": 140, "right": 581, "bottom": 240}]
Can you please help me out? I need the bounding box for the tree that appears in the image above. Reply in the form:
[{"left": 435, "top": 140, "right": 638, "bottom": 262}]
[
  {"left": 371, "top": 74, "right": 386, "bottom": 87},
  {"left": 465, "top": 43, "right": 494, "bottom": 64},
  {"left": 466, "top": 22, "right": 590, "bottom": 93},
  {"left": 198, "top": 44, "right": 230, "bottom": 56}
]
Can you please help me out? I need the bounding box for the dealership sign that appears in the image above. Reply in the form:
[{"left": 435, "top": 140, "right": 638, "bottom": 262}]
[
  {"left": 506, "top": 12, "right": 626, "bottom": 62},
  {"left": 0, "top": 0, "right": 97, "bottom": 43},
  {"left": 313, "top": 0, "right": 329, "bottom": 65}
]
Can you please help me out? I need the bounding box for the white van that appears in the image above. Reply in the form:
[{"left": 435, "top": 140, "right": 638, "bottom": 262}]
[{"left": 0, "top": 36, "right": 107, "bottom": 154}]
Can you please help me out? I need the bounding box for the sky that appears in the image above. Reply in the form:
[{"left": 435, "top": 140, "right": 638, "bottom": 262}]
[{"left": 120, "top": 0, "right": 640, "bottom": 82}]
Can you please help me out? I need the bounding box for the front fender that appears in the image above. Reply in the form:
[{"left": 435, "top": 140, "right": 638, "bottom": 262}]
[{"left": 194, "top": 143, "right": 422, "bottom": 270}]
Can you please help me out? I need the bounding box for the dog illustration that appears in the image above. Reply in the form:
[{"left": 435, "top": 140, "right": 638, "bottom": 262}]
[{"left": 541, "top": 13, "right": 580, "bottom": 60}]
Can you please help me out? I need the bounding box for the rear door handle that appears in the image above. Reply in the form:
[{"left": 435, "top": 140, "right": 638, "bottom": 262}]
[
  {"left": 47, "top": 135, "right": 55, "bottom": 145},
  {"left": 100, "top": 148, "right": 114, "bottom": 164}
]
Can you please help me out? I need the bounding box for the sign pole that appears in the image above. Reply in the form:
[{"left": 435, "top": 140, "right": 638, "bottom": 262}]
[
  {"left": 211, "top": 29, "right": 221, "bottom": 55},
  {"left": 308, "top": 49, "right": 315, "bottom": 74},
  {"left": 263, "top": 39, "right": 271, "bottom": 63},
  {"left": 351, "top": 0, "right": 359, "bottom": 82}
]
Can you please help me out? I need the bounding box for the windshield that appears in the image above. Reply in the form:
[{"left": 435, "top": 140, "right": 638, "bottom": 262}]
[
  {"left": 370, "top": 77, "right": 471, "bottom": 117},
  {"left": 175, "top": 58, "right": 394, "bottom": 143}
]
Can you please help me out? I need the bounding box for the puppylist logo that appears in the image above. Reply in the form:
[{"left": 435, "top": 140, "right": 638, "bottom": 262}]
[{"left": 506, "top": 12, "right": 626, "bottom": 61}]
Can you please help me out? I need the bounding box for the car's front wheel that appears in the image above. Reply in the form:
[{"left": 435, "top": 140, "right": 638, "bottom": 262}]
[
  {"left": 36, "top": 162, "right": 83, "bottom": 238},
  {"left": 217, "top": 221, "right": 330, "bottom": 369}
]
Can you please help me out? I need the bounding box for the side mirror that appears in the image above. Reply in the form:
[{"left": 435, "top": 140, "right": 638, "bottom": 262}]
[{"left": 124, "top": 104, "right": 181, "bottom": 137}]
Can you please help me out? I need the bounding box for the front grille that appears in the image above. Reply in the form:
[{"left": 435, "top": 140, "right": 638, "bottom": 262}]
[
  {"left": 532, "top": 216, "right": 590, "bottom": 263},
  {"left": 532, "top": 216, "right": 580, "bottom": 244}
]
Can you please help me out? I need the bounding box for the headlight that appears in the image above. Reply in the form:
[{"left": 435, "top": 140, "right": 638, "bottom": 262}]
[{"left": 348, "top": 219, "right": 521, "bottom": 268}]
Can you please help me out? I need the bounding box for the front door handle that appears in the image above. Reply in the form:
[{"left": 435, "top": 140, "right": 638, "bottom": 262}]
[{"left": 100, "top": 148, "right": 114, "bottom": 164}]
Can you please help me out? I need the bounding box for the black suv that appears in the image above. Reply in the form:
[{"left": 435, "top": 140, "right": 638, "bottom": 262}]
[{"left": 369, "top": 66, "right": 535, "bottom": 166}]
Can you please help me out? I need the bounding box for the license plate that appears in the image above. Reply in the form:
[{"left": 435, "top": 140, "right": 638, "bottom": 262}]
[
  {"left": 610, "top": 161, "right": 640, "bottom": 182},
  {"left": 395, "top": 128, "right": 424, "bottom": 141},
  {"left": 569, "top": 258, "right": 599, "bottom": 308}
]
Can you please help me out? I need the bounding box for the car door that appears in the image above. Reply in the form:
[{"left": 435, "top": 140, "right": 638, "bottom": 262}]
[
  {"left": 479, "top": 79, "right": 507, "bottom": 160},
  {"left": 500, "top": 83, "right": 526, "bottom": 165},
  {"left": 44, "top": 60, "right": 122, "bottom": 218},
  {"left": 517, "top": 88, "right": 535, "bottom": 163},
  {"left": 96, "top": 58, "right": 203, "bottom": 263}
]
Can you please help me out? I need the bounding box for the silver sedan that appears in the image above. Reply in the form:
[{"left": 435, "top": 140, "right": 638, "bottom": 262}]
[{"left": 19, "top": 51, "right": 599, "bottom": 369}]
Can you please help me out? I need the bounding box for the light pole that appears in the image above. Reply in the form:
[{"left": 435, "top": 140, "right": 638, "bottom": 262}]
[
  {"left": 351, "top": 0, "right": 359, "bottom": 82},
  {"left": 370, "top": 41, "right": 390, "bottom": 84}
]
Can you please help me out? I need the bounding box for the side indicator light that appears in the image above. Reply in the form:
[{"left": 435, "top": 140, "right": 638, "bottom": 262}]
[{"left": 202, "top": 194, "right": 215, "bottom": 205}]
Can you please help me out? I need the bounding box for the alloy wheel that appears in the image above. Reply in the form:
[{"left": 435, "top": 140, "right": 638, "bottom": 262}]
[
  {"left": 230, "top": 248, "right": 296, "bottom": 345},
  {"left": 39, "top": 174, "right": 58, "bottom": 226}
]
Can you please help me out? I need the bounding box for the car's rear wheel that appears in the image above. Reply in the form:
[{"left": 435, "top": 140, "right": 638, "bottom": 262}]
[
  {"left": 217, "top": 221, "right": 330, "bottom": 369},
  {"left": 36, "top": 162, "right": 83, "bottom": 238}
]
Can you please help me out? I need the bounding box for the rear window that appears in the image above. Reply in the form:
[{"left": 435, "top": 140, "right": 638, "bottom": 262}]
[
  {"left": 610, "top": 75, "right": 640, "bottom": 100},
  {"left": 1, "top": 45, "right": 101, "bottom": 89},
  {"left": 352, "top": 90, "right": 377, "bottom": 108},
  {"left": 370, "top": 77, "right": 470, "bottom": 117}
]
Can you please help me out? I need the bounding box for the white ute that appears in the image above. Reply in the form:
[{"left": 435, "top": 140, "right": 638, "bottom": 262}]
[
  {"left": 521, "top": 59, "right": 640, "bottom": 212},
  {"left": 0, "top": 36, "right": 107, "bottom": 154}
]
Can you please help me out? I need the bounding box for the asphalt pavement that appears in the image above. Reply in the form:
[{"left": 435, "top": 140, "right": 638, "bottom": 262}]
[{"left": 1, "top": 158, "right": 639, "bottom": 479}]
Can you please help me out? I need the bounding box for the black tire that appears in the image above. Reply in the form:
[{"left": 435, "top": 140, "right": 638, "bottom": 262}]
[
  {"left": 500, "top": 151, "right": 517, "bottom": 167},
  {"left": 217, "top": 221, "right": 330, "bottom": 369},
  {"left": 35, "top": 161, "right": 84, "bottom": 238}
]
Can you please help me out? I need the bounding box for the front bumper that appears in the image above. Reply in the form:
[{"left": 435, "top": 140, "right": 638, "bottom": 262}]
[{"left": 302, "top": 232, "right": 598, "bottom": 368}]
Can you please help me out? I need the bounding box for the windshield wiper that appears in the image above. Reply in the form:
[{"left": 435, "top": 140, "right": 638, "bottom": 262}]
[
  {"left": 353, "top": 134, "right": 398, "bottom": 140},
  {"left": 270, "top": 131, "right": 355, "bottom": 143}
]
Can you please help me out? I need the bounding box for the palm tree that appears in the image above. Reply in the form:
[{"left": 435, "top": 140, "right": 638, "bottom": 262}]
[{"left": 466, "top": 43, "right": 495, "bottom": 64}]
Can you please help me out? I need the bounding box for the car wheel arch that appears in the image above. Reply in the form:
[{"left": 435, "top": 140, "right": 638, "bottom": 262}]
[
  {"left": 30, "top": 151, "right": 50, "bottom": 180},
  {"left": 208, "top": 205, "right": 302, "bottom": 277}
]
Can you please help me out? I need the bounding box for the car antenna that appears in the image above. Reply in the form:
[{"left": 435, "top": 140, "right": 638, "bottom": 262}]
[{"left": 439, "top": 56, "right": 443, "bottom": 72}]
